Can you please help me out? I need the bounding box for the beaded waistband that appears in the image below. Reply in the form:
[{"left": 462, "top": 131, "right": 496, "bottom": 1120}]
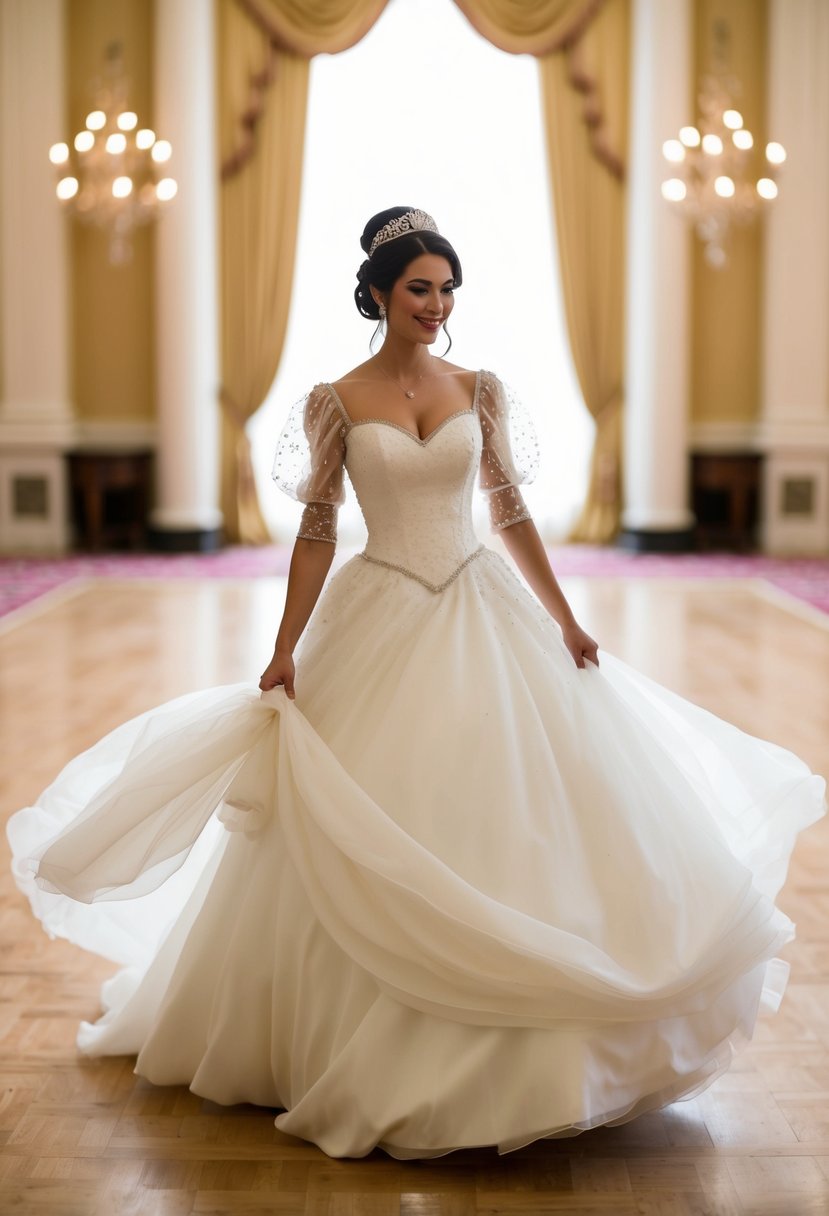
[{"left": 358, "top": 544, "right": 486, "bottom": 593}]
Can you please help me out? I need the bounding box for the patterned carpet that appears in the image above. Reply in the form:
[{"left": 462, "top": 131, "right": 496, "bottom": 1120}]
[{"left": 2, "top": 545, "right": 828, "bottom": 624}]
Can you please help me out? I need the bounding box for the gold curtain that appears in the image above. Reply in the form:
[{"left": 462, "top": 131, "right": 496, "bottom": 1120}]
[
  {"left": 217, "top": 0, "right": 390, "bottom": 543},
  {"left": 453, "top": 0, "right": 629, "bottom": 541},
  {"left": 218, "top": 0, "right": 627, "bottom": 543},
  {"left": 540, "top": 0, "right": 629, "bottom": 542}
]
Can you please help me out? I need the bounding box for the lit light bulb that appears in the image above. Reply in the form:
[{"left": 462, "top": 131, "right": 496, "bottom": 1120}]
[
  {"left": 117, "top": 111, "right": 138, "bottom": 131},
  {"left": 723, "top": 109, "right": 743, "bottom": 130},
  {"left": 151, "top": 140, "right": 172, "bottom": 163},
  {"left": 57, "top": 177, "right": 79, "bottom": 200},
  {"left": 74, "top": 130, "right": 94, "bottom": 153},
  {"left": 662, "top": 139, "right": 686, "bottom": 163},
  {"left": 135, "top": 128, "right": 156, "bottom": 150},
  {"left": 714, "top": 176, "right": 735, "bottom": 198},
  {"left": 661, "top": 178, "right": 687, "bottom": 202},
  {"left": 106, "top": 133, "right": 127, "bottom": 154},
  {"left": 732, "top": 129, "right": 754, "bottom": 150},
  {"left": 156, "top": 178, "right": 177, "bottom": 201},
  {"left": 702, "top": 134, "right": 723, "bottom": 155},
  {"left": 766, "top": 142, "right": 787, "bottom": 165},
  {"left": 49, "top": 142, "right": 70, "bottom": 164},
  {"left": 679, "top": 126, "right": 701, "bottom": 147},
  {"left": 757, "top": 178, "right": 778, "bottom": 199},
  {"left": 112, "top": 176, "right": 133, "bottom": 198},
  {"left": 85, "top": 110, "right": 106, "bottom": 130}
]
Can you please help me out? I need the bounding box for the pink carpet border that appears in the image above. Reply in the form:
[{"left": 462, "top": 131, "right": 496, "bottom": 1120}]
[{"left": 1, "top": 545, "right": 829, "bottom": 624}]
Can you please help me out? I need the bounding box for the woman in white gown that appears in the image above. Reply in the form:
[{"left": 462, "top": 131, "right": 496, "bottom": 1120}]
[{"left": 7, "top": 206, "right": 827, "bottom": 1160}]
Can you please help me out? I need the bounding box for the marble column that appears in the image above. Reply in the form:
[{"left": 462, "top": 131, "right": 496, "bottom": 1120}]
[
  {"left": 759, "top": 0, "right": 829, "bottom": 555},
  {"left": 0, "top": 0, "right": 73, "bottom": 552},
  {"left": 619, "top": 0, "right": 695, "bottom": 552},
  {"left": 149, "top": 0, "right": 223, "bottom": 550}
]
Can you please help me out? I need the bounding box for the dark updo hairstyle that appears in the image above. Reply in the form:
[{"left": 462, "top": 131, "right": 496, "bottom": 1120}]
[{"left": 354, "top": 206, "right": 463, "bottom": 324}]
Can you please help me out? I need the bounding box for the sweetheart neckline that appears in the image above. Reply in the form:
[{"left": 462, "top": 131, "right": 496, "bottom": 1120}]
[
  {"left": 345, "top": 409, "right": 475, "bottom": 447},
  {"left": 324, "top": 369, "right": 482, "bottom": 445}
]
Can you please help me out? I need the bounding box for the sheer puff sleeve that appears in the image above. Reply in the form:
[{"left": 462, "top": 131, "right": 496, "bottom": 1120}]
[
  {"left": 477, "top": 370, "right": 539, "bottom": 531},
  {"left": 271, "top": 383, "right": 348, "bottom": 544}
]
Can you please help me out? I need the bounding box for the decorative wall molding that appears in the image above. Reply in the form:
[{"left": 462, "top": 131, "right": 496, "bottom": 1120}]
[
  {"left": 690, "top": 420, "right": 762, "bottom": 452},
  {"left": 0, "top": 417, "right": 158, "bottom": 452},
  {"left": 0, "top": 417, "right": 77, "bottom": 449},
  {"left": 756, "top": 420, "right": 829, "bottom": 451},
  {"left": 691, "top": 419, "right": 829, "bottom": 454},
  {"left": 73, "top": 419, "right": 158, "bottom": 449}
]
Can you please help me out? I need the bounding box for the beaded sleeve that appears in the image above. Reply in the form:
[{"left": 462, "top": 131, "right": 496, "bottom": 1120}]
[
  {"left": 271, "top": 384, "right": 348, "bottom": 544},
  {"left": 477, "top": 371, "right": 539, "bottom": 531}
]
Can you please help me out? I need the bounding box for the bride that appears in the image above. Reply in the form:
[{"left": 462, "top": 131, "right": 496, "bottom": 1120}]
[
  {"left": 7, "top": 206, "right": 827, "bottom": 1160},
  {"left": 260, "top": 205, "right": 599, "bottom": 697}
]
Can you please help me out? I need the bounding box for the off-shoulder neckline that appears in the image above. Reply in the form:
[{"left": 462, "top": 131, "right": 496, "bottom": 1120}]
[{"left": 323, "top": 368, "right": 486, "bottom": 446}]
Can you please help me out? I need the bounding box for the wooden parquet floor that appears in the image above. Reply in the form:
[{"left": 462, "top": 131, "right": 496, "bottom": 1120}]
[{"left": 1, "top": 572, "right": 828, "bottom": 1216}]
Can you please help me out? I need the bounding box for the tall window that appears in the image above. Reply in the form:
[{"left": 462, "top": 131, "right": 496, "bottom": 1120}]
[{"left": 250, "top": 0, "right": 593, "bottom": 545}]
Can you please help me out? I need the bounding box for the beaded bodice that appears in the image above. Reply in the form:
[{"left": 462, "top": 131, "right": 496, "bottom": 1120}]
[
  {"left": 344, "top": 406, "right": 484, "bottom": 590},
  {"left": 271, "top": 369, "right": 539, "bottom": 593}
]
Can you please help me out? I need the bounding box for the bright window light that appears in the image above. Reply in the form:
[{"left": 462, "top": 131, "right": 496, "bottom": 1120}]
[{"left": 252, "top": 0, "right": 592, "bottom": 544}]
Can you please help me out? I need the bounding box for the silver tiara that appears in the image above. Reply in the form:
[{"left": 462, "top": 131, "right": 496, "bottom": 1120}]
[{"left": 368, "top": 209, "right": 439, "bottom": 258}]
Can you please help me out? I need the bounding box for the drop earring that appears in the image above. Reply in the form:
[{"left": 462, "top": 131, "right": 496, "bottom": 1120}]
[{"left": 370, "top": 301, "right": 387, "bottom": 354}]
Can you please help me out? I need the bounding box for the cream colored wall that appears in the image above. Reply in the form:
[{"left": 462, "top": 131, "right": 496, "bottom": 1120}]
[
  {"left": 691, "top": 0, "right": 767, "bottom": 424},
  {"left": 68, "top": 0, "right": 155, "bottom": 420}
]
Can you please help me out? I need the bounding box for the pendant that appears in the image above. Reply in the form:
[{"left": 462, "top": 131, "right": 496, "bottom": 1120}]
[{"left": 405, "top": 390, "right": 415, "bottom": 399}]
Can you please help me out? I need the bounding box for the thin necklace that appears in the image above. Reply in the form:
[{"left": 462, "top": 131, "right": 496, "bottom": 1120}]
[{"left": 375, "top": 360, "right": 433, "bottom": 399}]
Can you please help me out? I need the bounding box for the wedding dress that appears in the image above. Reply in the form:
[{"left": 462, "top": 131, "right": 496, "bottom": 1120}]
[{"left": 7, "top": 369, "right": 826, "bottom": 1160}]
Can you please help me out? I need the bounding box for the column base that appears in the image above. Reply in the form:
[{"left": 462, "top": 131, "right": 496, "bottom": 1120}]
[
  {"left": 148, "top": 526, "right": 224, "bottom": 553},
  {"left": 617, "top": 527, "right": 695, "bottom": 553}
]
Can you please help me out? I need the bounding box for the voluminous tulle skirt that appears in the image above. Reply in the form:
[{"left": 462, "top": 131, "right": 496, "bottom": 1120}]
[{"left": 8, "top": 549, "right": 826, "bottom": 1157}]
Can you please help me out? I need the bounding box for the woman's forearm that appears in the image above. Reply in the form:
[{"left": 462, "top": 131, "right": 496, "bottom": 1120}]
[
  {"left": 497, "top": 519, "right": 577, "bottom": 630},
  {"left": 274, "top": 538, "right": 336, "bottom": 654}
]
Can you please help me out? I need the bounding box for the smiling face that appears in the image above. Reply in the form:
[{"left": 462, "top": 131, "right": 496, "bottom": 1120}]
[{"left": 373, "top": 253, "right": 456, "bottom": 346}]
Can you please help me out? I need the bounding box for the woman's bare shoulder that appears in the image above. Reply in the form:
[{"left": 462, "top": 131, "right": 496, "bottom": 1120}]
[
  {"left": 331, "top": 358, "right": 379, "bottom": 388},
  {"left": 433, "top": 358, "right": 473, "bottom": 375},
  {"left": 432, "top": 359, "right": 478, "bottom": 394}
]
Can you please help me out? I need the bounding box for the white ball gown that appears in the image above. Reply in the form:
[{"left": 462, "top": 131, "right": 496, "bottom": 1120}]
[{"left": 7, "top": 369, "right": 827, "bottom": 1160}]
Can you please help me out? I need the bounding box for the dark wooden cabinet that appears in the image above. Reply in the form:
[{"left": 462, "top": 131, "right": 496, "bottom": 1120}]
[
  {"left": 67, "top": 450, "right": 154, "bottom": 551},
  {"left": 691, "top": 453, "right": 763, "bottom": 552}
]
